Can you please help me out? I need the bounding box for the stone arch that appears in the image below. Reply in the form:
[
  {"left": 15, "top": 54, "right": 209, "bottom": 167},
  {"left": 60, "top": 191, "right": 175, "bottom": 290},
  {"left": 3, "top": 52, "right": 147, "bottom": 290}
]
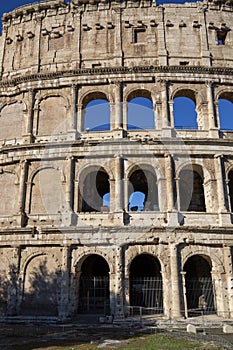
[
  {"left": 216, "top": 89, "right": 233, "bottom": 131},
  {"left": 77, "top": 164, "right": 110, "bottom": 212},
  {"left": 79, "top": 91, "right": 111, "bottom": 132},
  {"left": 178, "top": 163, "right": 206, "bottom": 212},
  {"left": 125, "top": 89, "right": 154, "bottom": 130},
  {"left": 183, "top": 253, "right": 216, "bottom": 315},
  {"left": 74, "top": 253, "right": 110, "bottom": 314},
  {"left": 20, "top": 253, "right": 59, "bottom": 316},
  {"left": 35, "top": 94, "right": 69, "bottom": 136},
  {"left": 72, "top": 249, "right": 114, "bottom": 275},
  {"left": 182, "top": 247, "right": 225, "bottom": 275},
  {"left": 128, "top": 252, "right": 163, "bottom": 312},
  {"left": 29, "top": 166, "right": 65, "bottom": 215},
  {"left": 125, "top": 88, "right": 152, "bottom": 102},
  {"left": 126, "top": 163, "right": 159, "bottom": 211}
]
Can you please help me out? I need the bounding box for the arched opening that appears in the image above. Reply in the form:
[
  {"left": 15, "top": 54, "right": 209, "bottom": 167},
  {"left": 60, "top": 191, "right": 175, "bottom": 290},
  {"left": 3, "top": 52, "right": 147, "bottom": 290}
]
[
  {"left": 184, "top": 255, "right": 216, "bottom": 316},
  {"left": 83, "top": 96, "right": 110, "bottom": 132},
  {"left": 127, "top": 96, "right": 154, "bottom": 130},
  {"left": 218, "top": 98, "right": 233, "bottom": 131},
  {"left": 80, "top": 168, "right": 110, "bottom": 212},
  {"left": 228, "top": 170, "right": 233, "bottom": 212},
  {"left": 128, "top": 168, "right": 159, "bottom": 212},
  {"left": 129, "top": 254, "right": 163, "bottom": 313},
  {"left": 179, "top": 168, "right": 206, "bottom": 212},
  {"left": 78, "top": 255, "right": 110, "bottom": 314},
  {"left": 174, "top": 96, "right": 198, "bottom": 130}
]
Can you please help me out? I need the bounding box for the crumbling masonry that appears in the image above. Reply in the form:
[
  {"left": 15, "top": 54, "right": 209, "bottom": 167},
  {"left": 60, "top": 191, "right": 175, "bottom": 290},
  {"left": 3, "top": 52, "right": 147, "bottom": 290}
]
[{"left": 0, "top": 0, "right": 233, "bottom": 321}]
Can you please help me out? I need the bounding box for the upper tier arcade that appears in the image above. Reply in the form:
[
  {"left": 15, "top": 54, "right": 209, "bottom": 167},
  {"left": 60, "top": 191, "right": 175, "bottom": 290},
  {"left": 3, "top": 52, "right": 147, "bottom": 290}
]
[{"left": 0, "top": 0, "right": 232, "bottom": 77}]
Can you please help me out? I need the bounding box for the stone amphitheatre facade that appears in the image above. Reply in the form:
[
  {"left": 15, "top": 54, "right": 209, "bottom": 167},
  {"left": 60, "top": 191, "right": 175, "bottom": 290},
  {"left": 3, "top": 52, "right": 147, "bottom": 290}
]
[{"left": 0, "top": 0, "right": 233, "bottom": 321}]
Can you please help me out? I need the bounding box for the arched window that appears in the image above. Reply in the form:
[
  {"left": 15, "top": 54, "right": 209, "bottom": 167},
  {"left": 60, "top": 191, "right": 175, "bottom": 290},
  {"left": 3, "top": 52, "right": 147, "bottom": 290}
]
[
  {"left": 128, "top": 168, "right": 159, "bottom": 212},
  {"left": 174, "top": 96, "right": 198, "bottom": 130},
  {"left": 83, "top": 98, "right": 110, "bottom": 132},
  {"left": 79, "top": 168, "right": 110, "bottom": 212},
  {"left": 179, "top": 168, "right": 206, "bottom": 212},
  {"left": 127, "top": 97, "right": 154, "bottom": 130},
  {"left": 130, "top": 254, "right": 163, "bottom": 313},
  {"left": 218, "top": 98, "right": 233, "bottom": 130},
  {"left": 184, "top": 255, "right": 216, "bottom": 316}
]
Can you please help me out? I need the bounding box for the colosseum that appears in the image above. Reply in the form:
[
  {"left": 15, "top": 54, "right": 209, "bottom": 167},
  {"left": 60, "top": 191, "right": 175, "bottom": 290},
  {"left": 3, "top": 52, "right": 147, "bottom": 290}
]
[{"left": 0, "top": 0, "right": 232, "bottom": 322}]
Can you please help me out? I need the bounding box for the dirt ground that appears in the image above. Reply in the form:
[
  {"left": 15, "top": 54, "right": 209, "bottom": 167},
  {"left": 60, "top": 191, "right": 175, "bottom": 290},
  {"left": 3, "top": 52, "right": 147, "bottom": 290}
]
[{"left": 1, "top": 322, "right": 233, "bottom": 350}]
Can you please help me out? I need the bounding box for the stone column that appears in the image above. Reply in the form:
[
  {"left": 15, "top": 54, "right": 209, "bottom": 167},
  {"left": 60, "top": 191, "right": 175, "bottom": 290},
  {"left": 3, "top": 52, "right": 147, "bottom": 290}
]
[
  {"left": 223, "top": 246, "right": 233, "bottom": 317},
  {"left": 58, "top": 246, "right": 70, "bottom": 320},
  {"left": 165, "top": 153, "right": 174, "bottom": 211},
  {"left": 169, "top": 243, "right": 182, "bottom": 318},
  {"left": 68, "top": 85, "right": 78, "bottom": 140},
  {"left": 206, "top": 82, "right": 218, "bottom": 137},
  {"left": 77, "top": 104, "right": 83, "bottom": 133},
  {"left": 7, "top": 247, "right": 20, "bottom": 316},
  {"left": 114, "top": 154, "right": 123, "bottom": 212},
  {"left": 157, "top": 80, "right": 172, "bottom": 137},
  {"left": 112, "top": 81, "right": 123, "bottom": 131},
  {"left": 0, "top": 22, "right": 8, "bottom": 76},
  {"left": 199, "top": 9, "right": 212, "bottom": 66},
  {"left": 214, "top": 155, "right": 231, "bottom": 227},
  {"left": 24, "top": 89, "right": 35, "bottom": 143},
  {"left": 63, "top": 156, "right": 75, "bottom": 226},
  {"left": 165, "top": 154, "right": 179, "bottom": 226},
  {"left": 181, "top": 271, "right": 188, "bottom": 319},
  {"left": 17, "top": 160, "right": 28, "bottom": 227},
  {"left": 157, "top": 7, "right": 168, "bottom": 66}
]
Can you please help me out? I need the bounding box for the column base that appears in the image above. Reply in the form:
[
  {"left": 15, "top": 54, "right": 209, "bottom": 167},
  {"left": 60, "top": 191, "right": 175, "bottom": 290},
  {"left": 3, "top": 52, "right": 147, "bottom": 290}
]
[
  {"left": 166, "top": 210, "right": 179, "bottom": 228},
  {"left": 218, "top": 212, "right": 232, "bottom": 226}
]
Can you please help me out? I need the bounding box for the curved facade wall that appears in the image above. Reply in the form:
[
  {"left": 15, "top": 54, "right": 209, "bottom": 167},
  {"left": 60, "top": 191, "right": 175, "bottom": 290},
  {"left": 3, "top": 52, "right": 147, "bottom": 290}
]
[{"left": 0, "top": 0, "right": 233, "bottom": 320}]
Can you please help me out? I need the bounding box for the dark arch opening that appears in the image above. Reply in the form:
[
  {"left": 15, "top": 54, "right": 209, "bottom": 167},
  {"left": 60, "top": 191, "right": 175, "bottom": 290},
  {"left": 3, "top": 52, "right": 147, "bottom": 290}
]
[
  {"left": 78, "top": 255, "right": 110, "bottom": 314},
  {"left": 127, "top": 97, "right": 154, "bottom": 130},
  {"left": 184, "top": 255, "right": 216, "bottom": 316},
  {"left": 128, "top": 168, "right": 159, "bottom": 211},
  {"left": 80, "top": 168, "right": 110, "bottom": 212},
  {"left": 129, "top": 254, "right": 163, "bottom": 313},
  {"left": 174, "top": 96, "right": 198, "bottom": 130},
  {"left": 179, "top": 169, "right": 206, "bottom": 212}
]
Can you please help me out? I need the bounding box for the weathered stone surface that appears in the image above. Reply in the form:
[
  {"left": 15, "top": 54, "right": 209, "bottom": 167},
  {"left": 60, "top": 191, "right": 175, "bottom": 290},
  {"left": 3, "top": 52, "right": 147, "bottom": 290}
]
[{"left": 0, "top": 0, "right": 232, "bottom": 322}]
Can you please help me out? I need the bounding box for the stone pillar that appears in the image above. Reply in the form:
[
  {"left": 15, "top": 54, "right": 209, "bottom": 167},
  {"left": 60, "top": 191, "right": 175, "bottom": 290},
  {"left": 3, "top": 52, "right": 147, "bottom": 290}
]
[
  {"left": 16, "top": 160, "right": 28, "bottom": 227},
  {"left": 206, "top": 82, "right": 218, "bottom": 138},
  {"left": 223, "top": 246, "right": 233, "bottom": 317},
  {"left": 71, "top": 10, "right": 82, "bottom": 69},
  {"left": 77, "top": 104, "right": 83, "bottom": 133},
  {"left": 214, "top": 155, "right": 231, "bottom": 225},
  {"left": 68, "top": 85, "right": 78, "bottom": 140},
  {"left": 62, "top": 156, "right": 76, "bottom": 226},
  {"left": 157, "top": 80, "right": 172, "bottom": 137},
  {"left": 199, "top": 9, "right": 212, "bottom": 66},
  {"left": 157, "top": 7, "right": 168, "bottom": 66},
  {"left": 123, "top": 178, "right": 129, "bottom": 211},
  {"left": 58, "top": 246, "right": 70, "bottom": 320},
  {"left": 23, "top": 89, "right": 35, "bottom": 143},
  {"left": 181, "top": 271, "right": 188, "bottom": 319},
  {"left": 114, "top": 154, "right": 123, "bottom": 212},
  {"left": 169, "top": 243, "right": 182, "bottom": 318},
  {"left": 165, "top": 154, "right": 179, "bottom": 226},
  {"left": 112, "top": 81, "right": 123, "bottom": 132},
  {"left": 7, "top": 247, "right": 20, "bottom": 316},
  {"left": 165, "top": 153, "right": 174, "bottom": 211},
  {"left": 0, "top": 21, "right": 8, "bottom": 76}
]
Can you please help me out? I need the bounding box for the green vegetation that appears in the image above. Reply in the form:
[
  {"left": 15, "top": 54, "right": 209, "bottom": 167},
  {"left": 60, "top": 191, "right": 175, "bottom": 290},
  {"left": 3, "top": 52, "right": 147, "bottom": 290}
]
[{"left": 31, "top": 334, "right": 223, "bottom": 350}]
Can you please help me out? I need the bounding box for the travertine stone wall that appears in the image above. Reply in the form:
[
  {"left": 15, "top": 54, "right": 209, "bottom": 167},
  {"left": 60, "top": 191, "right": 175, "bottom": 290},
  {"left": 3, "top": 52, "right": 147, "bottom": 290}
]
[{"left": 0, "top": 0, "right": 232, "bottom": 321}]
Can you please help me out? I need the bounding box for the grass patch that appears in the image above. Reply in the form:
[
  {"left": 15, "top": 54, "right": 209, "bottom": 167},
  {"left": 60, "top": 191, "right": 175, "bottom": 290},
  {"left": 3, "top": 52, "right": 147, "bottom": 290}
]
[{"left": 23, "top": 334, "right": 223, "bottom": 350}]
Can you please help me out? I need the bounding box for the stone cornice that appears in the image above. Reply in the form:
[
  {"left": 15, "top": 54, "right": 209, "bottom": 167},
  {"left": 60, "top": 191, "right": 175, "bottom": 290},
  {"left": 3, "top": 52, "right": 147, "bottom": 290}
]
[{"left": 0, "top": 65, "right": 232, "bottom": 89}]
